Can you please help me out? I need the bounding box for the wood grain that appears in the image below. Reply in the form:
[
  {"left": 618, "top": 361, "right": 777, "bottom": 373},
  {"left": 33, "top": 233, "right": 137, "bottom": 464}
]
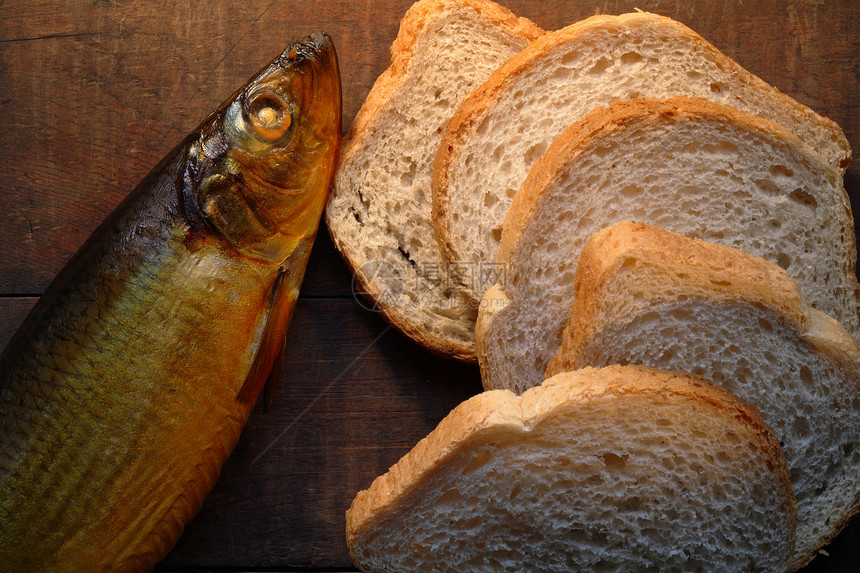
[{"left": 1, "top": 0, "right": 858, "bottom": 571}]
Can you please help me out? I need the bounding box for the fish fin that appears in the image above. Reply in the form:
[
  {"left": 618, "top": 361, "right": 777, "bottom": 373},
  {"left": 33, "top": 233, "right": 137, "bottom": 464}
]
[{"left": 238, "top": 267, "right": 295, "bottom": 405}]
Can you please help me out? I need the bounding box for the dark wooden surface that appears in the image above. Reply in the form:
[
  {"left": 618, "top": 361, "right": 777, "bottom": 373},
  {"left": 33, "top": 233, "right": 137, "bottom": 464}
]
[{"left": 1, "top": 1, "right": 858, "bottom": 570}]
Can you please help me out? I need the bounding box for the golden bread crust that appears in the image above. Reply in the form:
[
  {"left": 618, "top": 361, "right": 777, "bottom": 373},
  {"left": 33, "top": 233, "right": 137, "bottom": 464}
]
[{"left": 545, "top": 220, "right": 810, "bottom": 375}]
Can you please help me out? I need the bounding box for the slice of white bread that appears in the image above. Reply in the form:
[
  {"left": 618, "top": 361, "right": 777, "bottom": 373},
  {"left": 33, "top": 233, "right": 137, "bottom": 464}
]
[
  {"left": 476, "top": 97, "right": 858, "bottom": 393},
  {"left": 346, "top": 364, "right": 797, "bottom": 573},
  {"left": 545, "top": 222, "right": 860, "bottom": 568},
  {"left": 325, "top": 0, "right": 542, "bottom": 360},
  {"left": 432, "top": 11, "right": 852, "bottom": 300}
]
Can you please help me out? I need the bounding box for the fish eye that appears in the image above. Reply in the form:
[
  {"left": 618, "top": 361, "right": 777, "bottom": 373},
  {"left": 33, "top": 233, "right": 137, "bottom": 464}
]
[{"left": 244, "top": 91, "right": 292, "bottom": 144}]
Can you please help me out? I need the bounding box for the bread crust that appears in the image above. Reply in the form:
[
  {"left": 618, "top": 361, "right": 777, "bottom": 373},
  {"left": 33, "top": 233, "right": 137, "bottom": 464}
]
[
  {"left": 345, "top": 388, "right": 522, "bottom": 549},
  {"left": 346, "top": 364, "right": 797, "bottom": 571},
  {"left": 340, "top": 0, "right": 542, "bottom": 169},
  {"left": 545, "top": 221, "right": 860, "bottom": 377},
  {"left": 326, "top": 0, "right": 542, "bottom": 361},
  {"left": 544, "top": 221, "right": 811, "bottom": 376},
  {"left": 432, "top": 11, "right": 851, "bottom": 293}
]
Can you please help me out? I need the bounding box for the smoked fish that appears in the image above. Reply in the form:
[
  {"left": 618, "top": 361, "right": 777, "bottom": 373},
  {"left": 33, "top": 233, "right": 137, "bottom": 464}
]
[{"left": 0, "top": 32, "right": 341, "bottom": 571}]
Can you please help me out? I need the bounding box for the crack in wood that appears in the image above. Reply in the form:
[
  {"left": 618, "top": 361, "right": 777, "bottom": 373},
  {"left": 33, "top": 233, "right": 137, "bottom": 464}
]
[{"left": 0, "top": 31, "right": 105, "bottom": 43}]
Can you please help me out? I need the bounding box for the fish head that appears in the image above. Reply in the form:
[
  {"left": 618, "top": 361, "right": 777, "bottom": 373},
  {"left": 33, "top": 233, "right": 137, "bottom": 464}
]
[{"left": 186, "top": 32, "right": 342, "bottom": 262}]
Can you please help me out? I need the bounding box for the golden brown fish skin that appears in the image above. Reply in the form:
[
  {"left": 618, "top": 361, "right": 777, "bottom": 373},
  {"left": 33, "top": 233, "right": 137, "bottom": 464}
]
[{"left": 0, "top": 32, "right": 341, "bottom": 571}]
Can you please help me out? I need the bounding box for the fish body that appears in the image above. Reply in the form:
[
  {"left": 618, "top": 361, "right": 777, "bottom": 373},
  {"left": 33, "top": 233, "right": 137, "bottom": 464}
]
[{"left": 0, "top": 32, "right": 341, "bottom": 571}]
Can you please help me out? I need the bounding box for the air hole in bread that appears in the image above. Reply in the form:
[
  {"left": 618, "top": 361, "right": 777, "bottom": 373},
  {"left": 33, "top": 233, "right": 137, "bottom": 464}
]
[
  {"left": 754, "top": 178, "right": 779, "bottom": 194},
  {"left": 792, "top": 416, "right": 811, "bottom": 439},
  {"left": 491, "top": 227, "right": 503, "bottom": 243},
  {"left": 639, "top": 310, "right": 660, "bottom": 323},
  {"left": 524, "top": 142, "right": 548, "bottom": 166},
  {"left": 669, "top": 307, "right": 693, "bottom": 320},
  {"left": 619, "top": 183, "right": 642, "bottom": 198},
  {"left": 435, "top": 488, "right": 461, "bottom": 506},
  {"left": 558, "top": 211, "right": 575, "bottom": 224},
  {"left": 735, "top": 366, "right": 754, "bottom": 385},
  {"left": 789, "top": 188, "right": 819, "bottom": 208},
  {"left": 538, "top": 116, "right": 554, "bottom": 130},
  {"left": 600, "top": 451, "right": 628, "bottom": 469},
  {"left": 400, "top": 160, "right": 418, "bottom": 187},
  {"left": 398, "top": 245, "right": 417, "bottom": 268},
  {"left": 770, "top": 164, "right": 795, "bottom": 178},
  {"left": 593, "top": 145, "right": 613, "bottom": 158},
  {"left": 551, "top": 65, "right": 571, "bottom": 82},
  {"left": 620, "top": 257, "right": 637, "bottom": 271},
  {"left": 775, "top": 252, "right": 791, "bottom": 269},
  {"left": 412, "top": 540, "right": 432, "bottom": 555},
  {"left": 710, "top": 81, "right": 724, "bottom": 93},
  {"left": 588, "top": 56, "right": 613, "bottom": 75},
  {"left": 620, "top": 51, "right": 644, "bottom": 65}
]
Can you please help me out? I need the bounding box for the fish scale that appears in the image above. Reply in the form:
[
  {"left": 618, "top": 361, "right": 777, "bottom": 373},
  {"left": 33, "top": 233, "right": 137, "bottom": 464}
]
[
  {"left": 0, "top": 32, "right": 341, "bottom": 571},
  {"left": 3, "top": 164, "right": 274, "bottom": 568}
]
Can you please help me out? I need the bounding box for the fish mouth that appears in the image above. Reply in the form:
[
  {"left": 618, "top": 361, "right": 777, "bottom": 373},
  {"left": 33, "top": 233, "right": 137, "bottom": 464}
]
[
  {"left": 279, "top": 31, "right": 336, "bottom": 66},
  {"left": 276, "top": 30, "right": 341, "bottom": 138}
]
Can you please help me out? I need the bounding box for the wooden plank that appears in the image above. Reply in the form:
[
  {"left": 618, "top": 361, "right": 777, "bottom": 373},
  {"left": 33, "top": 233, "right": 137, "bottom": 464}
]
[
  {"left": 1, "top": 1, "right": 859, "bottom": 571},
  {"left": 303, "top": 220, "right": 361, "bottom": 299},
  {"left": 1, "top": 291, "right": 859, "bottom": 571},
  {"left": 0, "top": 0, "right": 858, "bottom": 296},
  {"left": 0, "top": 297, "right": 36, "bottom": 352}
]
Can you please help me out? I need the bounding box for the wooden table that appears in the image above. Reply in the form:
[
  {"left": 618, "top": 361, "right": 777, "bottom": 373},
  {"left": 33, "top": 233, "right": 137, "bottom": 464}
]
[{"left": 1, "top": 1, "right": 858, "bottom": 570}]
